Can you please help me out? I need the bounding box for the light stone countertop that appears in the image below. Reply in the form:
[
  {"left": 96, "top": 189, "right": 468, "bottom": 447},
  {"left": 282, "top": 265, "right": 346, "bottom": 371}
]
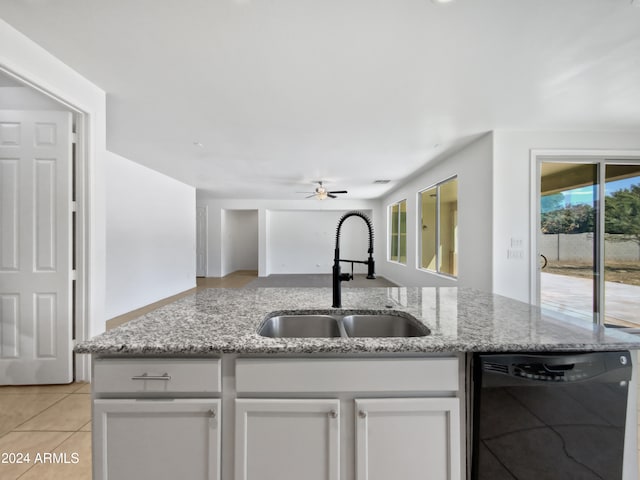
[{"left": 75, "top": 287, "right": 640, "bottom": 355}]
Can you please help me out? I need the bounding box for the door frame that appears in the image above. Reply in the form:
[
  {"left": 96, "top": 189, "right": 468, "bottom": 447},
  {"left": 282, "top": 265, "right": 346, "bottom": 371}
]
[
  {"left": 530, "top": 149, "right": 640, "bottom": 323},
  {"left": 196, "top": 206, "right": 208, "bottom": 277},
  {"left": 1, "top": 65, "right": 90, "bottom": 381}
]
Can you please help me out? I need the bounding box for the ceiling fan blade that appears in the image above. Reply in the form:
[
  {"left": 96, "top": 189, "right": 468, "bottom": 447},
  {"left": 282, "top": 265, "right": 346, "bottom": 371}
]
[
  {"left": 305, "top": 194, "right": 317, "bottom": 198},
  {"left": 327, "top": 194, "right": 337, "bottom": 199},
  {"left": 328, "top": 190, "right": 347, "bottom": 194}
]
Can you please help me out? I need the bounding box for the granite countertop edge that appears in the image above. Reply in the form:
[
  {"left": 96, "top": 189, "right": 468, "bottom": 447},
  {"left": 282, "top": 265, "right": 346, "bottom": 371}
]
[{"left": 75, "top": 287, "right": 640, "bottom": 356}]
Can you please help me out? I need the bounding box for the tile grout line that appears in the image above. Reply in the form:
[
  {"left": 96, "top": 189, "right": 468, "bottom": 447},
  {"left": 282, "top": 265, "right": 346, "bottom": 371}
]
[
  {"left": 11, "top": 392, "right": 73, "bottom": 431},
  {"left": 13, "top": 430, "right": 76, "bottom": 480},
  {"left": 6, "top": 386, "right": 90, "bottom": 480}
]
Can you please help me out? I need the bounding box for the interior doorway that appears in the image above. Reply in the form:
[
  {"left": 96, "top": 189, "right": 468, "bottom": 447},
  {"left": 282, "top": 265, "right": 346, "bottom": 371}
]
[
  {"left": 221, "top": 209, "right": 259, "bottom": 277},
  {"left": 0, "top": 69, "right": 86, "bottom": 384},
  {"left": 537, "top": 157, "right": 640, "bottom": 329}
]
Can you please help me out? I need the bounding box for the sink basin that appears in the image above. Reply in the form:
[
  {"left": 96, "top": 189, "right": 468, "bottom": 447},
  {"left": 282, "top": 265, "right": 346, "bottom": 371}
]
[
  {"left": 342, "top": 314, "right": 430, "bottom": 337},
  {"left": 258, "top": 311, "right": 430, "bottom": 338},
  {"left": 258, "top": 315, "right": 342, "bottom": 338}
]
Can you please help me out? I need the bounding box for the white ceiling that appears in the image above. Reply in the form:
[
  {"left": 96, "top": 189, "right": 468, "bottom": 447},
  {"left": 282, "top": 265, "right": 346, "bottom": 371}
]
[{"left": 2, "top": 0, "right": 640, "bottom": 199}]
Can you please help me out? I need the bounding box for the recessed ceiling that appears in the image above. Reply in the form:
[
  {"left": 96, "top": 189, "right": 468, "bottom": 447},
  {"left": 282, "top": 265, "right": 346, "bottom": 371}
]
[{"left": 1, "top": 0, "right": 640, "bottom": 199}]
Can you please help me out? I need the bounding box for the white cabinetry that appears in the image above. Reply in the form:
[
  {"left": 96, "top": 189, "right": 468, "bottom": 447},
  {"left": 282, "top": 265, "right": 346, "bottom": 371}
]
[
  {"left": 94, "top": 398, "right": 221, "bottom": 480},
  {"left": 91, "top": 355, "right": 463, "bottom": 480},
  {"left": 355, "top": 398, "right": 460, "bottom": 480},
  {"left": 234, "top": 356, "right": 462, "bottom": 480},
  {"left": 92, "top": 358, "right": 222, "bottom": 480},
  {"left": 235, "top": 399, "right": 340, "bottom": 480}
]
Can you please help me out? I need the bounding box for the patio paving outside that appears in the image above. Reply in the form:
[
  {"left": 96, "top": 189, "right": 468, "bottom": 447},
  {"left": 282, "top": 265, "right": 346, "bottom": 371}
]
[{"left": 541, "top": 272, "right": 640, "bottom": 328}]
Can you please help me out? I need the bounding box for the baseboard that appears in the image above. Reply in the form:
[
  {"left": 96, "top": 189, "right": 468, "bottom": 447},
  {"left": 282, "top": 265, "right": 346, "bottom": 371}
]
[{"left": 105, "top": 287, "right": 198, "bottom": 330}]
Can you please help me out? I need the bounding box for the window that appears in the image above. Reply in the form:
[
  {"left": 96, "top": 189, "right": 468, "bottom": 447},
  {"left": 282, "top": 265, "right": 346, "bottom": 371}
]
[
  {"left": 419, "top": 177, "right": 458, "bottom": 276},
  {"left": 389, "top": 200, "right": 407, "bottom": 264}
]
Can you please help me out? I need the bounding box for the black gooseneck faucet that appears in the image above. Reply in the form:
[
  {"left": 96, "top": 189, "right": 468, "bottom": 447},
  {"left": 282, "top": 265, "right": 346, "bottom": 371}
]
[{"left": 332, "top": 211, "right": 375, "bottom": 308}]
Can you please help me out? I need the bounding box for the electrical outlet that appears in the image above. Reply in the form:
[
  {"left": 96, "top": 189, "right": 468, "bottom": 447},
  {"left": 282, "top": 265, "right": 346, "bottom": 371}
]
[{"left": 507, "top": 249, "right": 524, "bottom": 260}]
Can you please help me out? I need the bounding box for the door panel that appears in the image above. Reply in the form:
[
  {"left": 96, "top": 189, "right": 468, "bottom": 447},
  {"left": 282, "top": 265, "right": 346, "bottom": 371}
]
[
  {"left": 539, "top": 159, "right": 640, "bottom": 328},
  {"left": 35, "top": 158, "right": 57, "bottom": 270},
  {"left": 0, "top": 158, "right": 18, "bottom": 270},
  {"left": 0, "top": 294, "right": 18, "bottom": 357},
  {"left": 604, "top": 165, "right": 640, "bottom": 327},
  {"left": 0, "top": 110, "right": 73, "bottom": 384},
  {"left": 93, "top": 399, "right": 221, "bottom": 480},
  {"left": 355, "top": 398, "right": 461, "bottom": 480},
  {"left": 235, "top": 398, "right": 340, "bottom": 480},
  {"left": 539, "top": 162, "right": 597, "bottom": 322},
  {"left": 196, "top": 206, "right": 207, "bottom": 277}
]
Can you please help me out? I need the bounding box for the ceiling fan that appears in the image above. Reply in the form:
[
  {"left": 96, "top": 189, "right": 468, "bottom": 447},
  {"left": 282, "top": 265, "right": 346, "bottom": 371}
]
[{"left": 299, "top": 181, "right": 348, "bottom": 200}]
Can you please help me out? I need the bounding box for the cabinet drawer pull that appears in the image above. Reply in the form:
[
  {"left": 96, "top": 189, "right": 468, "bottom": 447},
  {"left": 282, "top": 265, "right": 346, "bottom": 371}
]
[{"left": 130, "top": 373, "right": 172, "bottom": 381}]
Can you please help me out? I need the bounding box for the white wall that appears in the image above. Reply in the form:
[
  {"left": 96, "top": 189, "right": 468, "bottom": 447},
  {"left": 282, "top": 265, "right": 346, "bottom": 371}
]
[
  {"left": 492, "top": 131, "right": 640, "bottom": 303},
  {"left": 268, "top": 210, "right": 373, "bottom": 274},
  {"left": 221, "top": 210, "right": 259, "bottom": 275},
  {"left": 0, "top": 19, "right": 107, "bottom": 380},
  {"left": 105, "top": 152, "right": 196, "bottom": 319},
  {"left": 197, "top": 197, "right": 381, "bottom": 277},
  {"left": 379, "top": 133, "right": 494, "bottom": 291}
]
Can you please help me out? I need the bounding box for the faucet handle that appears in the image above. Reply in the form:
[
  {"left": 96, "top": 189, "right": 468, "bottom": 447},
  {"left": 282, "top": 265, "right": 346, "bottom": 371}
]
[{"left": 339, "top": 273, "right": 352, "bottom": 282}]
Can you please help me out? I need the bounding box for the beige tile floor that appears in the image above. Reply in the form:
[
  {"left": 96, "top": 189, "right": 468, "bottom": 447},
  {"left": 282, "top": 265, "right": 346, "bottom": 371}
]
[
  {"left": 1, "top": 272, "right": 638, "bottom": 479},
  {"left": 0, "top": 382, "right": 91, "bottom": 480}
]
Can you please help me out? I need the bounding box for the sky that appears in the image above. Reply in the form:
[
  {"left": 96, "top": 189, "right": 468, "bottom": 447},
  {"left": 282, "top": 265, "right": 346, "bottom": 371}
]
[{"left": 549, "top": 175, "right": 640, "bottom": 209}]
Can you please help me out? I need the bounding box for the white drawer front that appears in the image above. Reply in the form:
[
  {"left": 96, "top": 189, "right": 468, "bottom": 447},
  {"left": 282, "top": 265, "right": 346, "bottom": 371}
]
[
  {"left": 236, "top": 357, "right": 459, "bottom": 394},
  {"left": 93, "top": 358, "right": 221, "bottom": 394}
]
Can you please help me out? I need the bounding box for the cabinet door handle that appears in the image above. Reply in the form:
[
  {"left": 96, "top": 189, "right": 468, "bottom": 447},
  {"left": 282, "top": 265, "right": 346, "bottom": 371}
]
[
  {"left": 209, "top": 409, "right": 217, "bottom": 418},
  {"left": 130, "top": 373, "right": 171, "bottom": 381},
  {"left": 358, "top": 410, "right": 367, "bottom": 419},
  {"left": 329, "top": 410, "right": 338, "bottom": 419}
]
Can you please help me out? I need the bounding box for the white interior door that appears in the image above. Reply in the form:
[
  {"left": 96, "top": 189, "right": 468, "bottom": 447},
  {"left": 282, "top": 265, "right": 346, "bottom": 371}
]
[
  {"left": 196, "top": 206, "right": 207, "bottom": 277},
  {"left": 0, "top": 109, "right": 73, "bottom": 385}
]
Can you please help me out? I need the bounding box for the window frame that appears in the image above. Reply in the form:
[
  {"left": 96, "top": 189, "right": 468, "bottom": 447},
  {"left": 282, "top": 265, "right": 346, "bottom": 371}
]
[
  {"left": 417, "top": 175, "right": 458, "bottom": 278},
  {"left": 388, "top": 199, "right": 407, "bottom": 265}
]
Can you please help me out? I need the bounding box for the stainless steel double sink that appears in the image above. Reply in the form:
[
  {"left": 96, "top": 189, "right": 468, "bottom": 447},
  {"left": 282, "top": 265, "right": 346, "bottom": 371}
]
[{"left": 258, "top": 310, "right": 430, "bottom": 338}]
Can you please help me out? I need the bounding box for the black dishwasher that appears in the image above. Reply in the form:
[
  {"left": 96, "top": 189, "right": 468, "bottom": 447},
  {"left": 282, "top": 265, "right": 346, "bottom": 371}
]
[{"left": 472, "top": 351, "right": 632, "bottom": 480}]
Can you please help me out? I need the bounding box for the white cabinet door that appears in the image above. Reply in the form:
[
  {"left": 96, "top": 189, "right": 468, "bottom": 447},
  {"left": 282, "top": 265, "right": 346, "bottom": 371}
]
[
  {"left": 93, "top": 399, "right": 220, "bottom": 480},
  {"left": 355, "top": 398, "right": 461, "bottom": 480},
  {"left": 235, "top": 399, "right": 340, "bottom": 480}
]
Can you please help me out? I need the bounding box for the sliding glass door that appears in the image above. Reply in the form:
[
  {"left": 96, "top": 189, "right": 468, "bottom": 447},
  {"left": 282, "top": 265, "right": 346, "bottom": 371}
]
[
  {"left": 539, "top": 159, "right": 640, "bottom": 328},
  {"left": 603, "top": 164, "right": 640, "bottom": 327}
]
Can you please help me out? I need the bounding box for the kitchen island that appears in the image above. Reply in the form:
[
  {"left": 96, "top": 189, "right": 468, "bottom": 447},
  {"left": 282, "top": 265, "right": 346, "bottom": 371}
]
[{"left": 76, "top": 287, "right": 640, "bottom": 480}]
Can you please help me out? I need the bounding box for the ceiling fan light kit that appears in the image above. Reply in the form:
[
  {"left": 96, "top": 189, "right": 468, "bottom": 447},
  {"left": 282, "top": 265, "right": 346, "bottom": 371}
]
[{"left": 300, "top": 181, "right": 348, "bottom": 200}]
